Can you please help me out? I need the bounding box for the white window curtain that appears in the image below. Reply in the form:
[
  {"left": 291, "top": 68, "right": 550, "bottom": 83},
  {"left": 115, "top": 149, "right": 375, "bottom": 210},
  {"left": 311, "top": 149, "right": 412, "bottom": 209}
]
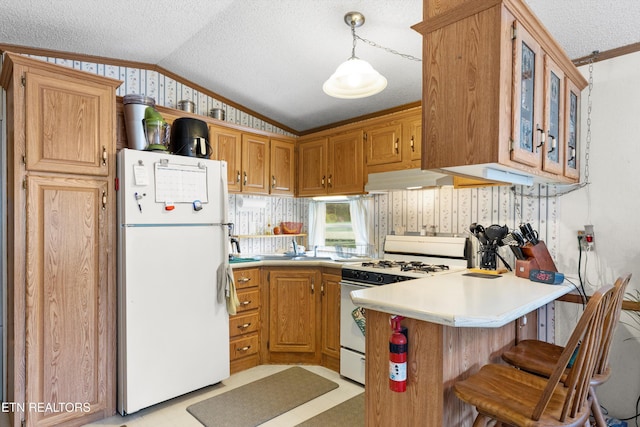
[
  {"left": 308, "top": 201, "right": 326, "bottom": 248},
  {"left": 349, "top": 197, "right": 373, "bottom": 255}
]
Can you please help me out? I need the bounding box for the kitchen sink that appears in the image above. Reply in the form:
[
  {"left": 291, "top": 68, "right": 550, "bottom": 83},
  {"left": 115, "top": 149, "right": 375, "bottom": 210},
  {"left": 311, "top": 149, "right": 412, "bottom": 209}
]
[{"left": 255, "top": 254, "right": 333, "bottom": 261}]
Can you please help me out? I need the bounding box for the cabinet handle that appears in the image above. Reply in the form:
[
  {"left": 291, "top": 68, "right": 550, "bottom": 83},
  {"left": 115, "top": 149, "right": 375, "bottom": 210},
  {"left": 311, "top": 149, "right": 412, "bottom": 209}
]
[
  {"left": 237, "top": 345, "right": 252, "bottom": 352},
  {"left": 243, "top": 171, "right": 247, "bottom": 185},
  {"left": 410, "top": 136, "right": 415, "bottom": 152},
  {"left": 394, "top": 138, "right": 399, "bottom": 154},
  {"left": 328, "top": 174, "right": 332, "bottom": 187},
  {"left": 568, "top": 147, "right": 576, "bottom": 162},
  {"left": 238, "top": 322, "right": 252, "bottom": 330},
  {"left": 101, "top": 146, "right": 107, "bottom": 166},
  {"left": 321, "top": 282, "right": 325, "bottom": 296},
  {"left": 536, "top": 126, "right": 545, "bottom": 150},
  {"left": 237, "top": 277, "right": 251, "bottom": 283},
  {"left": 236, "top": 171, "right": 241, "bottom": 183},
  {"left": 102, "top": 191, "right": 107, "bottom": 210},
  {"left": 547, "top": 134, "right": 557, "bottom": 154},
  {"left": 311, "top": 279, "right": 315, "bottom": 294},
  {"left": 321, "top": 175, "right": 326, "bottom": 187},
  {"left": 240, "top": 300, "right": 252, "bottom": 306},
  {"left": 272, "top": 175, "right": 276, "bottom": 189}
]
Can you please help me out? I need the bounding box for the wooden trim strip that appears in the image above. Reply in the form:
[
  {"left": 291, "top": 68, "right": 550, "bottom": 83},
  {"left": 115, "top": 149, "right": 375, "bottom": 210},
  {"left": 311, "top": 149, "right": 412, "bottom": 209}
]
[
  {"left": 573, "top": 42, "right": 640, "bottom": 66},
  {"left": 0, "top": 43, "right": 299, "bottom": 135},
  {"left": 558, "top": 293, "right": 640, "bottom": 312},
  {"left": 411, "top": 0, "right": 502, "bottom": 34}
]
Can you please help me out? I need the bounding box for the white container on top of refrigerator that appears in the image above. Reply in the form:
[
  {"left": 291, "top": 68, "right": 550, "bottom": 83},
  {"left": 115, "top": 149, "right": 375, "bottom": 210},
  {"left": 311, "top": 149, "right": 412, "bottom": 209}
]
[{"left": 117, "top": 148, "right": 230, "bottom": 415}]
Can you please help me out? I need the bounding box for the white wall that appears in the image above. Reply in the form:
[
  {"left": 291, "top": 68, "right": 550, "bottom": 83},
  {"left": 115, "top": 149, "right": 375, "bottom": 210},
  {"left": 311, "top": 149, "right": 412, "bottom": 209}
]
[{"left": 555, "top": 51, "right": 640, "bottom": 419}]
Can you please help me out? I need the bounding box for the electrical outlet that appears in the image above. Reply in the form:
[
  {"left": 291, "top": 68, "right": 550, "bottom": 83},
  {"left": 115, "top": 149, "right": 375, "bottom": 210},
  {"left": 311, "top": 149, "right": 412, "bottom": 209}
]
[
  {"left": 577, "top": 230, "right": 587, "bottom": 250},
  {"left": 584, "top": 225, "right": 595, "bottom": 251}
]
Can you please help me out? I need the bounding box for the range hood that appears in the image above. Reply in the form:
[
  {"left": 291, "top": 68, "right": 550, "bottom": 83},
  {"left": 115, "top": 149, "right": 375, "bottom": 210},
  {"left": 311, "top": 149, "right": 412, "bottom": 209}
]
[{"left": 364, "top": 169, "right": 455, "bottom": 192}]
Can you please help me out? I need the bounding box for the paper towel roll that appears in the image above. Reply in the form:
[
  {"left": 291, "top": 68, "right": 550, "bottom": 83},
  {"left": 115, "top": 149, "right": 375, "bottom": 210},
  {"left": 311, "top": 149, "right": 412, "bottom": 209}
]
[{"left": 237, "top": 196, "right": 267, "bottom": 210}]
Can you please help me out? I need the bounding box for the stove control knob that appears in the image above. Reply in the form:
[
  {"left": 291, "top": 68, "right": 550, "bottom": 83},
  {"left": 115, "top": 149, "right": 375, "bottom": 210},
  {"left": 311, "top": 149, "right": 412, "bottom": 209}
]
[
  {"left": 376, "top": 274, "right": 384, "bottom": 283},
  {"left": 362, "top": 272, "right": 369, "bottom": 281}
]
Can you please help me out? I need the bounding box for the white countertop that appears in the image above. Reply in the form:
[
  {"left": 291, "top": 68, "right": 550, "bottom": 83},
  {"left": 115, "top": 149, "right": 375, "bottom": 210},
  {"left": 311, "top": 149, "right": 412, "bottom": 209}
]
[{"left": 349, "top": 270, "right": 573, "bottom": 328}]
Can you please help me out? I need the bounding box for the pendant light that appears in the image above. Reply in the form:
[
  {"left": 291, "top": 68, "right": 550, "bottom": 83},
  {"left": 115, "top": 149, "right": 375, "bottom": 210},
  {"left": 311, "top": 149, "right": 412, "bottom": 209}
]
[{"left": 323, "top": 12, "right": 387, "bottom": 99}]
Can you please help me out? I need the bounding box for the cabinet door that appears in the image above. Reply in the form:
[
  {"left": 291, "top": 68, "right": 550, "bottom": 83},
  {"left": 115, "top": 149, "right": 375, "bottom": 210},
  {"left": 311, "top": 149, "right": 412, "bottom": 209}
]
[
  {"left": 365, "top": 122, "right": 402, "bottom": 166},
  {"left": 268, "top": 269, "right": 319, "bottom": 353},
  {"left": 541, "top": 55, "right": 565, "bottom": 175},
  {"left": 214, "top": 126, "right": 243, "bottom": 192},
  {"left": 405, "top": 115, "right": 422, "bottom": 162},
  {"left": 328, "top": 130, "right": 364, "bottom": 194},
  {"left": 511, "top": 21, "right": 543, "bottom": 169},
  {"left": 25, "top": 69, "right": 114, "bottom": 176},
  {"left": 25, "top": 175, "right": 113, "bottom": 426},
  {"left": 297, "top": 138, "right": 328, "bottom": 197},
  {"left": 270, "top": 138, "right": 295, "bottom": 196},
  {"left": 241, "top": 133, "right": 269, "bottom": 194},
  {"left": 564, "top": 79, "right": 581, "bottom": 180},
  {"left": 321, "top": 273, "right": 341, "bottom": 360}
]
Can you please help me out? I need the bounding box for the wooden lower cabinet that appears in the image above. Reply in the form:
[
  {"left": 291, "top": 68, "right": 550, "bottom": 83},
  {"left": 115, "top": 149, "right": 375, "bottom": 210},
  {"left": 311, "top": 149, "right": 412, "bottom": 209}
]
[
  {"left": 253, "top": 267, "right": 340, "bottom": 372},
  {"left": 320, "top": 269, "right": 341, "bottom": 371},
  {"left": 229, "top": 268, "right": 262, "bottom": 374}
]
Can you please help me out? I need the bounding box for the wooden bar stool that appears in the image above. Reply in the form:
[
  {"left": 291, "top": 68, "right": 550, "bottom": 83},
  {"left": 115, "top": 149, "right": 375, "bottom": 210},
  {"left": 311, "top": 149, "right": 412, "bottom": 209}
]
[
  {"left": 502, "top": 274, "right": 631, "bottom": 426},
  {"left": 454, "top": 284, "right": 615, "bottom": 426}
]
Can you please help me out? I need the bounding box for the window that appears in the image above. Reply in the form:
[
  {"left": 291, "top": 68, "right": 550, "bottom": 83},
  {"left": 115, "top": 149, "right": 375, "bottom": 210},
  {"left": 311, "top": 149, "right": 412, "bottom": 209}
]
[{"left": 325, "top": 202, "right": 356, "bottom": 248}]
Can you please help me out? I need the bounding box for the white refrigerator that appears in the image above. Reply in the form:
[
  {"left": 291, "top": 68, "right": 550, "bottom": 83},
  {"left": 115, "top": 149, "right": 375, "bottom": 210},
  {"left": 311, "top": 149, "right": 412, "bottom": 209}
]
[{"left": 117, "top": 148, "right": 230, "bottom": 415}]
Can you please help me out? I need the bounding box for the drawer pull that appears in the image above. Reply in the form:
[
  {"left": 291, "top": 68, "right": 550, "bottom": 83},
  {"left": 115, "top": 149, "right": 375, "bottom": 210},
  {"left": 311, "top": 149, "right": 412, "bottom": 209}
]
[
  {"left": 237, "top": 345, "right": 252, "bottom": 352},
  {"left": 240, "top": 300, "right": 252, "bottom": 306},
  {"left": 238, "top": 323, "right": 252, "bottom": 329},
  {"left": 237, "top": 277, "right": 251, "bottom": 283}
]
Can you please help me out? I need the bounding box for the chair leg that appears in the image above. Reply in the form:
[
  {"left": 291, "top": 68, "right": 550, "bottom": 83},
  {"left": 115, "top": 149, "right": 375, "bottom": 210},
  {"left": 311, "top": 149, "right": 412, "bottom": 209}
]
[
  {"left": 590, "top": 387, "right": 607, "bottom": 427},
  {"left": 473, "top": 413, "right": 490, "bottom": 427}
]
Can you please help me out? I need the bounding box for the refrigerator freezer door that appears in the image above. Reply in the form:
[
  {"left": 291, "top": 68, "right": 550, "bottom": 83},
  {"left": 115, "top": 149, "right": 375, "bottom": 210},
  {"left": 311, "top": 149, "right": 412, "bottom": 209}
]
[
  {"left": 118, "top": 148, "right": 227, "bottom": 225},
  {"left": 118, "top": 224, "right": 229, "bottom": 414}
]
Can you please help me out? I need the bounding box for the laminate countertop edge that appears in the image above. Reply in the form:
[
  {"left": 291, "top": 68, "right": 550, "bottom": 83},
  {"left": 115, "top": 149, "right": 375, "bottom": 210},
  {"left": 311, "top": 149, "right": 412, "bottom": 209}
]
[{"left": 350, "top": 271, "right": 572, "bottom": 328}]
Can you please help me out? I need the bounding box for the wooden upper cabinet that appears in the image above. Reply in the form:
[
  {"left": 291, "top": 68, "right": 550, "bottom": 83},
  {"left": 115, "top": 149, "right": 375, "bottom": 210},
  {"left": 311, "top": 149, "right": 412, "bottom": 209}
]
[
  {"left": 405, "top": 114, "right": 422, "bottom": 162},
  {"left": 211, "top": 125, "right": 242, "bottom": 192},
  {"left": 23, "top": 67, "right": 118, "bottom": 176},
  {"left": 329, "top": 130, "right": 364, "bottom": 195},
  {"left": 270, "top": 138, "right": 295, "bottom": 196},
  {"left": 298, "top": 137, "right": 328, "bottom": 197},
  {"left": 241, "top": 133, "right": 269, "bottom": 194},
  {"left": 366, "top": 122, "right": 403, "bottom": 166},
  {"left": 414, "top": 0, "right": 587, "bottom": 184}
]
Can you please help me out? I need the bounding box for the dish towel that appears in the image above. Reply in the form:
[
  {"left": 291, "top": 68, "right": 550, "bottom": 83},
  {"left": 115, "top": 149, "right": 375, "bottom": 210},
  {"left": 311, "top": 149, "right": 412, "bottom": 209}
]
[{"left": 218, "top": 262, "right": 240, "bottom": 315}]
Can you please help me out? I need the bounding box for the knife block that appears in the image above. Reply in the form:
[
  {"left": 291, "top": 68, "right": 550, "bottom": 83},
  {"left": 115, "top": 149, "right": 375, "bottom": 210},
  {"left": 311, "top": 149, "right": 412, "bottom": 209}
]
[{"left": 515, "top": 240, "right": 557, "bottom": 279}]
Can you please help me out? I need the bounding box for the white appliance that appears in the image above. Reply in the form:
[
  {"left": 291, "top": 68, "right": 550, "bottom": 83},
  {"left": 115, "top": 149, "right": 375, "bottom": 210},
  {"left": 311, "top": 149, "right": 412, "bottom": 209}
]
[
  {"left": 340, "top": 235, "right": 471, "bottom": 384},
  {"left": 117, "top": 148, "right": 230, "bottom": 415}
]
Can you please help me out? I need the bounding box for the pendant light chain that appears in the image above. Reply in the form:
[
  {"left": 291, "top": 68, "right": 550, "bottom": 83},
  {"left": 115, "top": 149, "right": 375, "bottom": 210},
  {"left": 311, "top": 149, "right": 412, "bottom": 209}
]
[
  {"left": 351, "top": 24, "right": 358, "bottom": 59},
  {"left": 353, "top": 33, "right": 422, "bottom": 62}
]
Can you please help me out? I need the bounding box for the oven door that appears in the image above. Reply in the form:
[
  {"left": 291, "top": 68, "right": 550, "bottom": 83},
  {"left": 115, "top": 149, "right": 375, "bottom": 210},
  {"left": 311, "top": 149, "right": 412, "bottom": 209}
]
[{"left": 340, "top": 281, "right": 369, "bottom": 385}]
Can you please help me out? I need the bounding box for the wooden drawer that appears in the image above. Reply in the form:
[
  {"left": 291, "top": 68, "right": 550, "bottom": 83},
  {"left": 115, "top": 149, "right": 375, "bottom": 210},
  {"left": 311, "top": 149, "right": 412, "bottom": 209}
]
[
  {"left": 229, "top": 312, "right": 259, "bottom": 338},
  {"left": 230, "top": 334, "right": 259, "bottom": 361},
  {"left": 235, "top": 289, "right": 260, "bottom": 313},
  {"left": 233, "top": 268, "right": 260, "bottom": 290}
]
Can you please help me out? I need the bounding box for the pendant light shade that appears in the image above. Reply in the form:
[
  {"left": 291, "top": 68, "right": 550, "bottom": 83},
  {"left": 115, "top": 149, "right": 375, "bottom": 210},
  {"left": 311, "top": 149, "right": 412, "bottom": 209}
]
[{"left": 323, "top": 57, "right": 387, "bottom": 99}]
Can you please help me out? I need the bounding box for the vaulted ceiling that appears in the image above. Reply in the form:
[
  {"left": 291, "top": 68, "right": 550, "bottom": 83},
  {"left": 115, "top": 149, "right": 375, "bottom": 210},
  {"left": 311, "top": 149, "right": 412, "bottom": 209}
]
[{"left": 1, "top": 1, "right": 639, "bottom": 133}]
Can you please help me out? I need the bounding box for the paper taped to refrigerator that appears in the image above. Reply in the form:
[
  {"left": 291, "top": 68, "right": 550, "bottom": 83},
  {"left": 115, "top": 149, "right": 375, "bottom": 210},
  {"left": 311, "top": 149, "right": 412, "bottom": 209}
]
[{"left": 154, "top": 162, "right": 209, "bottom": 203}]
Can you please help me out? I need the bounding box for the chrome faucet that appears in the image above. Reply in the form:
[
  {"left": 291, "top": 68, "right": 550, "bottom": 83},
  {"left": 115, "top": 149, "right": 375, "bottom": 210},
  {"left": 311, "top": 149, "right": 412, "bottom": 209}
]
[{"left": 291, "top": 238, "right": 298, "bottom": 255}]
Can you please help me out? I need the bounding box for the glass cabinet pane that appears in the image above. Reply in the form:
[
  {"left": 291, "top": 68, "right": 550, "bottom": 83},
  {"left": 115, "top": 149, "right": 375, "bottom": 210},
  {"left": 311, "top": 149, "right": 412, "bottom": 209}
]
[
  {"left": 567, "top": 91, "right": 578, "bottom": 169},
  {"left": 519, "top": 42, "right": 535, "bottom": 153},
  {"left": 547, "top": 71, "right": 561, "bottom": 163}
]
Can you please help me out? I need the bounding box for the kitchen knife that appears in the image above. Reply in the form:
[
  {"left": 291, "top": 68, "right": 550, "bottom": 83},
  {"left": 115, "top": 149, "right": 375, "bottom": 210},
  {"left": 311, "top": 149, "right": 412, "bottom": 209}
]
[{"left": 519, "top": 223, "right": 539, "bottom": 245}]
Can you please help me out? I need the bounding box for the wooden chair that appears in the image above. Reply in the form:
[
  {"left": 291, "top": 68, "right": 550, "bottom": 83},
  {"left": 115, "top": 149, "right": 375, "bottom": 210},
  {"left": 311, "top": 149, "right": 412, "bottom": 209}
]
[
  {"left": 502, "top": 274, "right": 632, "bottom": 426},
  {"left": 454, "top": 284, "right": 615, "bottom": 426}
]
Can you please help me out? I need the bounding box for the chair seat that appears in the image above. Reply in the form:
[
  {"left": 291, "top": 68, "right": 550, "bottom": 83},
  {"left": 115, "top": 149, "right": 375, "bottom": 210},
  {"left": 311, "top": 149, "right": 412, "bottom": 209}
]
[
  {"left": 503, "top": 340, "right": 611, "bottom": 385},
  {"left": 454, "top": 364, "right": 590, "bottom": 427}
]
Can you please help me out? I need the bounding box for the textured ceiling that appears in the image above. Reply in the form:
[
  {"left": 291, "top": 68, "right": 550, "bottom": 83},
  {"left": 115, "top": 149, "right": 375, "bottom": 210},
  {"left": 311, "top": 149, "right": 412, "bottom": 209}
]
[{"left": 1, "top": 1, "right": 639, "bottom": 133}]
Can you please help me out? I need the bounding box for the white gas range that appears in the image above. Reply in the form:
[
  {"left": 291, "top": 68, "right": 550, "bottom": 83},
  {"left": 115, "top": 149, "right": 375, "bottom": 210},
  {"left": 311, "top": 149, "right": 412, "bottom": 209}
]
[{"left": 339, "top": 234, "right": 471, "bottom": 384}]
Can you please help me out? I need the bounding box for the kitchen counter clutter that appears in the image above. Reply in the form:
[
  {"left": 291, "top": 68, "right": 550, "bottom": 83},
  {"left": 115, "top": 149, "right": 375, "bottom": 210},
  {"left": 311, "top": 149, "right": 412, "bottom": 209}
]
[{"left": 350, "top": 270, "right": 573, "bottom": 327}]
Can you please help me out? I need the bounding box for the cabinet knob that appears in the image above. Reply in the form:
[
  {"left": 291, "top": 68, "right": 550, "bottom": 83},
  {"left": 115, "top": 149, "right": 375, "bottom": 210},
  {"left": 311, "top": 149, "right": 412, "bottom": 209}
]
[
  {"left": 101, "top": 146, "right": 107, "bottom": 166},
  {"left": 321, "top": 175, "right": 326, "bottom": 187},
  {"left": 243, "top": 171, "right": 247, "bottom": 185},
  {"left": 236, "top": 171, "right": 241, "bottom": 183},
  {"left": 410, "top": 136, "right": 415, "bottom": 152},
  {"left": 237, "top": 345, "right": 252, "bottom": 352},
  {"left": 327, "top": 174, "right": 332, "bottom": 187},
  {"left": 238, "top": 322, "right": 252, "bottom": 330},
  {"left": 547, "top": 134, "right": 557, "bottom": 154},
  {"left": 240, "top": 300, "right": 252, "bottom": 306},
  {"left": 272, "top": 175, "right": 276, "bottom": 188},
  {"left": 237, "top": 277, "right": 251, "bottom": 283},
  {"left": 394, "top": 138, "right": 399, "bottom": 154},
  {"left": 536, "top": 126, "right": 546, "bottom": 150}
]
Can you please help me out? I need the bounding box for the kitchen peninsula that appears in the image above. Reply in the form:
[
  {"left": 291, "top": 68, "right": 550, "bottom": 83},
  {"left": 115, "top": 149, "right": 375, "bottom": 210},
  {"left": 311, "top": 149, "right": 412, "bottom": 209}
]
[{"left": 350, "top": 271, "right": 572, "bottom": 426}]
